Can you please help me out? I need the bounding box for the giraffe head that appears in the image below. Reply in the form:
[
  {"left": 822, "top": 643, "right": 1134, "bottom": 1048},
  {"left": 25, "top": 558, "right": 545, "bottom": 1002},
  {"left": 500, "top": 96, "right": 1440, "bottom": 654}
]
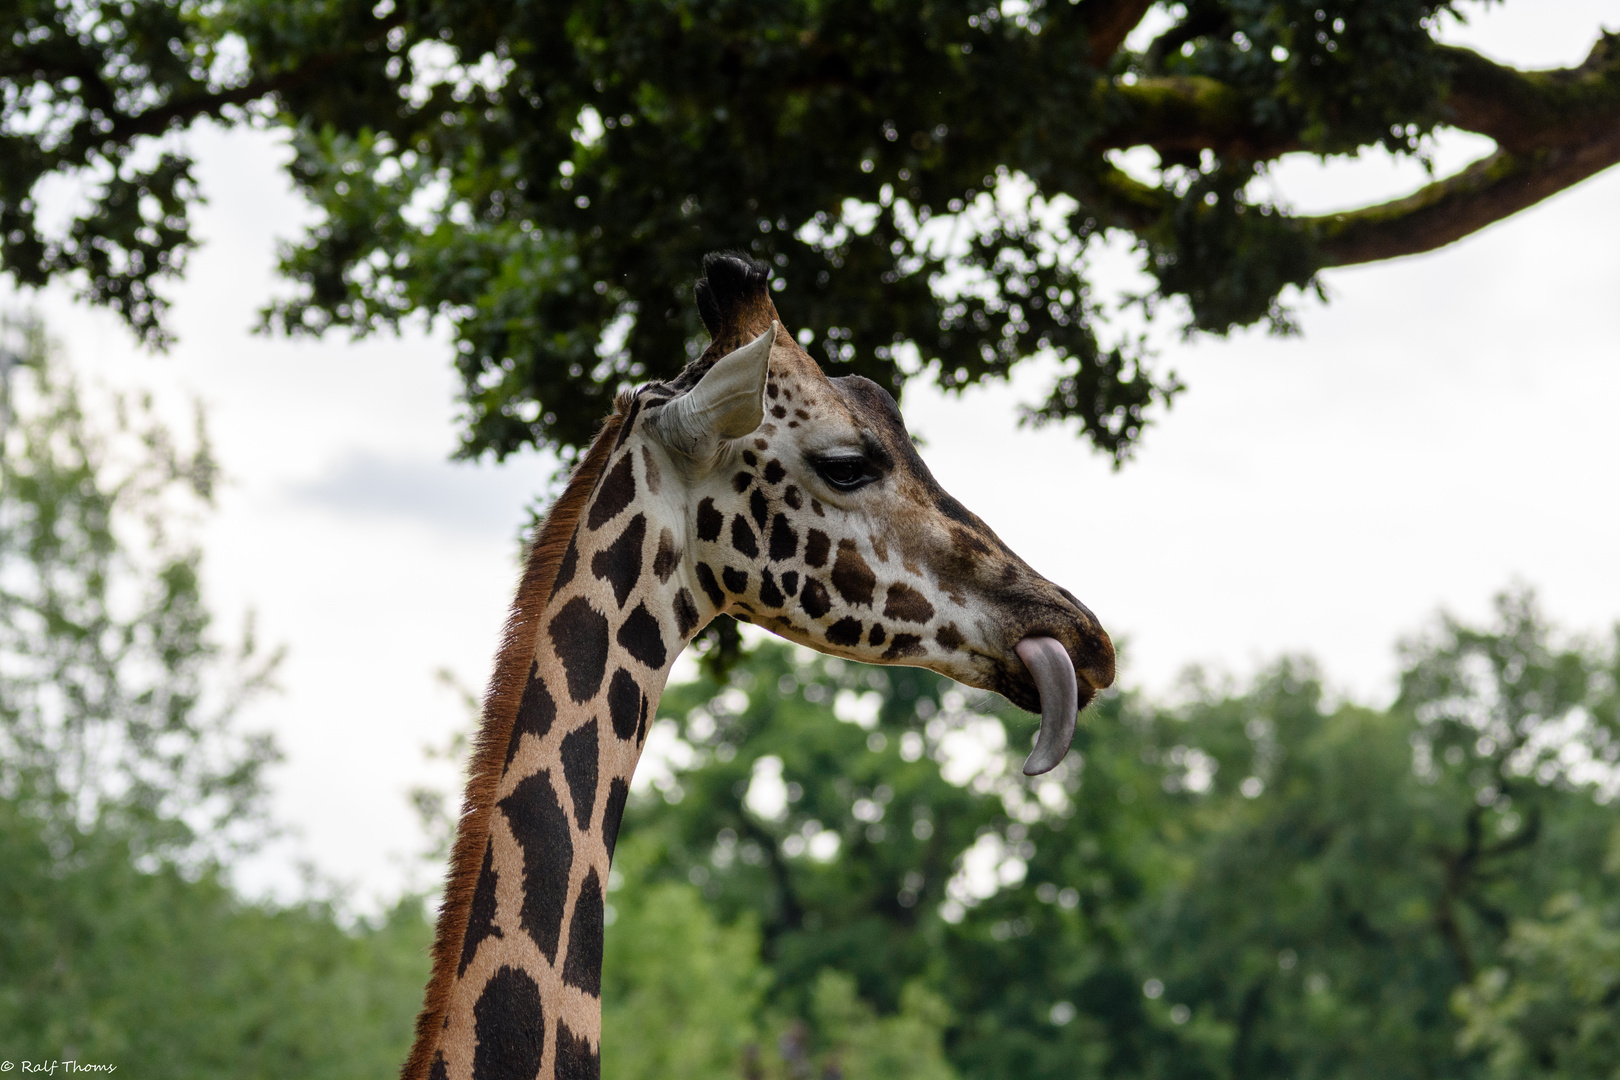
[{"left": 628, "top": 253, "right": 1115, "bottom": 774}]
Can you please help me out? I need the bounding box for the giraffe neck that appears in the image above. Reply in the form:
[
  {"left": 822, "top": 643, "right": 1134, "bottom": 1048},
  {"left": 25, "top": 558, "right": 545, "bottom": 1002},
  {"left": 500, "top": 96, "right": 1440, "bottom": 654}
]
[
  {"left": 433, "top": 622, "right": 674, "bottom": 1080},
  {"left": 404, "top": 417, "right": 709, "bottom": 1080}
]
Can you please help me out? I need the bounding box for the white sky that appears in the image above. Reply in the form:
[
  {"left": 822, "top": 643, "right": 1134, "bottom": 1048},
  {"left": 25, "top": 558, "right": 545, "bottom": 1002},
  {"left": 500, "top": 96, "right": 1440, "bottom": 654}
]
[{"left": 5, "top": 0, "right": 1617, "bottom": 910}]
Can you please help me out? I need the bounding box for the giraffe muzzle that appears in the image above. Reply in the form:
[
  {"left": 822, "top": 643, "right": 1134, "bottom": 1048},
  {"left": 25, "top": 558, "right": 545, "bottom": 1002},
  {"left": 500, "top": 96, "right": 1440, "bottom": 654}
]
[{"left": 1015, "top": 636, "right": 1080, "bottom": 776}]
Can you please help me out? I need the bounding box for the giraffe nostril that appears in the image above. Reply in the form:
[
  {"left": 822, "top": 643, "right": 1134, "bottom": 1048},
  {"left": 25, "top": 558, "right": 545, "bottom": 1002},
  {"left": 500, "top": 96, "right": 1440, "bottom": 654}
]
[
  {"left": 1076, "top": 630, "right": 1116, "bottom": 692},
  {"left": 1054, "top": 584, "right": 1100, "bottom": 627}
]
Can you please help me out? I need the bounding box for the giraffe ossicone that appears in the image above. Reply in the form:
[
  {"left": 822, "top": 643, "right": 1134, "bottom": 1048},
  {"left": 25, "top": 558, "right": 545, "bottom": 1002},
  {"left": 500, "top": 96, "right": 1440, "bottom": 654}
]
[{"left": 403, "top": 251, "right": 1115, "bottom": 1080}]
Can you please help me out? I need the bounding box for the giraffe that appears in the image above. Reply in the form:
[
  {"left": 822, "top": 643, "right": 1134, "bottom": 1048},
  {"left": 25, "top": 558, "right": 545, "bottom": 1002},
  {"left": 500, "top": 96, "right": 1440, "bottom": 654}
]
[{"left": 401, "top": 252, "right": 1115, "bottom": 1080}]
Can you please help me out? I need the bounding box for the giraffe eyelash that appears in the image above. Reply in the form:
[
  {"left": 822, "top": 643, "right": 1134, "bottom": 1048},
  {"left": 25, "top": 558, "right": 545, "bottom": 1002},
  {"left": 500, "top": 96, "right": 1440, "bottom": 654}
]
[{"left": 810, "top": 455, "right": 880, "bottom": 492}]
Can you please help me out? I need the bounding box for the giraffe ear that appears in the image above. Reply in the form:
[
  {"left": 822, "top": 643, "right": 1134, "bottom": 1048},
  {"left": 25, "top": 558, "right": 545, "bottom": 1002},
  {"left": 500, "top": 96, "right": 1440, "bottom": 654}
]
[{"left": 649, "top": 324, "right": 774, "bottom": 460}]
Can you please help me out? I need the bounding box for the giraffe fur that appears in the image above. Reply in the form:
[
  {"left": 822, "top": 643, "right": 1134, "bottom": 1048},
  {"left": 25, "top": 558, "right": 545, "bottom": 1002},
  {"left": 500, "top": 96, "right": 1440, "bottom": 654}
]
[{"left": 403, "top": 253, "right": 1115, "bottom": 1080}]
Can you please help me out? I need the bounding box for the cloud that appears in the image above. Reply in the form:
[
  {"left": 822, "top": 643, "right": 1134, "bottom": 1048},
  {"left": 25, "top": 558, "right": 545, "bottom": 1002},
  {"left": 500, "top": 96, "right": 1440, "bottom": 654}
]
[{"left": 291, "top": 451, "right": 552, "bottom": 535}]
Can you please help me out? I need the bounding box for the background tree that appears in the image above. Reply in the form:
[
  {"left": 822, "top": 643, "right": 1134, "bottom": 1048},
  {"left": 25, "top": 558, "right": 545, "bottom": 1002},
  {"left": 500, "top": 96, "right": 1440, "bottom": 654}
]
[
  {"left": 616, "top": 589, "right": 1619, "bottom": 1080},
  {"left": 3, "top": 1, "right": 1617, "bottom": 464},
  {"left": 0, "top": 319, "right": 430, "bottom": 1075},
  {"left": 0, "top": 314, "right": 276, "bottom": 858}
]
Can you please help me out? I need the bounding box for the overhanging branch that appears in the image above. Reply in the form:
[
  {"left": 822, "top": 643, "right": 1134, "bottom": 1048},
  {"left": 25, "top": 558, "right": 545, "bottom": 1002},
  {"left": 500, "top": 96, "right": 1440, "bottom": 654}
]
[
  {"left": 1066, "top": 158, "right": 1169, "bottom": 234},
  {"left": 1078, "top": 0, "right": 1156, "bottom": 68},
  {"left": 1313, "top": 31, "right": 1620, "bottom": 267},
  {"left": 102, "top": 73, "right": 309, "bottom": 144},
  {"left": 1094, "top": 76, "right": 1300, "bottom": 159},
  {"left": 1082, "top": 123, "right": 1620, "bottom": 270},
  {"left": 1309, "top": 129, "right": 1620, "bottom": 266},
  {"left": 1072, "top": 31, "right": 1620, "bottom": 268},
  {"left": 1090, "top": 33, "right": 1619, "bottom": 162},
  {"left": 1442, "top": 33, "right": 1620, "bottom": 151}
]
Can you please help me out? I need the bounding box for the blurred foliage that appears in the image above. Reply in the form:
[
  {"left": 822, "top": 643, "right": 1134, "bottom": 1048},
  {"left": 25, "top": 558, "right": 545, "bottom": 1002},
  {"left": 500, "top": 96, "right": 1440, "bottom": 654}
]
[
  {"left": 0, "top": 316, "right": 429, "bottom": 1073},
  {"left": 1455, "top": 893, "right": 1620, "bottom": 1080},
  {"left": 601, "top": 840, "right": 769, "bottom": 1080},
  {"left": 0, "top": 314, "right": 279, "bottom": 861},
  {"left": 617, "top": 587, "right": 1619, "bottom": 1080},
  {"left": 9, "top": 1, "right": 1616, "bottom": 464},
  {"left": 603, "top": 831, "right": 961, "bottom": 1080},
  {"left": 0, "top": 796, "right": 432, "bottom": 1076}
]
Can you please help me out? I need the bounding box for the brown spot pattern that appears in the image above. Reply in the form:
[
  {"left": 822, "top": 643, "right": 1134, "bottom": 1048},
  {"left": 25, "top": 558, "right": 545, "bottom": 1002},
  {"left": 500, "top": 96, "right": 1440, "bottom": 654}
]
[
  {"left": 883, "top": 583, "right": 935, "bottom": 623},
  {"left": 639, "top": 445, "right": 662, "bottom": 494},
  {"left": 730, "top": 515, "right": 759, "bottom": 558},
  {"left": 800, "top": 578, "right": 832, "bottom": 618},
  {"left": 826, "top": 617, "right": 863, "bottom": 646},
  {"left": 831, "top": 540, "right": 876, "bottom": 606},
  {"left": 805, "top": 529, "right": 830, "bottom": 568},
  {"left": 883, "top": 634, "right": 926, "bottom": 659},
  {"left": 696, "top": 498, "right": 723, "bottom": 542},
  {"left": 586, "top": 454, "right": 635, "bottom": 530},
  {"left": 653, "top": 528, "right": 679, "bottom": 581}
]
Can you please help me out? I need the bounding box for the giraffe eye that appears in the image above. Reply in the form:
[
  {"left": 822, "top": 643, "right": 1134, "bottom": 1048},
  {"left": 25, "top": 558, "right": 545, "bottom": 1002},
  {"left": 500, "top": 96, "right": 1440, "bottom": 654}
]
[{"left": 813, "top": 456, "right": 877, "bottom": 492}]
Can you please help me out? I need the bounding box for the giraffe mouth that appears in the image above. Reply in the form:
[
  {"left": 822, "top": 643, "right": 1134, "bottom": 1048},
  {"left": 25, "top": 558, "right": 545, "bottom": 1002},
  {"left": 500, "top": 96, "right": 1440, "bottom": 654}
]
[{"left": 1015, "top": 636, "right": 1081, "bottom": 776}]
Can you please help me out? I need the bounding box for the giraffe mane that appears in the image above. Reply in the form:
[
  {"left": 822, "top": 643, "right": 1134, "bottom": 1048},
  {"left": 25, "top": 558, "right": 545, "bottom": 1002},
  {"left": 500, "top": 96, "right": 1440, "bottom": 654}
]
[{"left": 402, "top": 406, "right": 628, "bottom": 1080}]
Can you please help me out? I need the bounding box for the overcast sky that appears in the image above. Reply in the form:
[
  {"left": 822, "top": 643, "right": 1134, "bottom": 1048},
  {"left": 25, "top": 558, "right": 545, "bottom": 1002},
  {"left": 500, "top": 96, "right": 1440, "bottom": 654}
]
[{"left": 5, "top": 0, "right": 1616, "bottom": 910}]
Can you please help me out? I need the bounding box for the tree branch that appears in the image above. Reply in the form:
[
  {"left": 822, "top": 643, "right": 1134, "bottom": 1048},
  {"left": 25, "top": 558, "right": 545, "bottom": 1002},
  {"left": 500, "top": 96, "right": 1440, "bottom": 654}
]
[
  {"left": 1228, "top": 979, "right": 1266, "bottom": 1075},
  {"left": 1078, "top": 0, "right": 1157, "bottom": 68},
  {"left": 20, "top": 11, "right": 400, "bottom": 171},
  {"left": 101, "top": 68, "right": 332, "bottom": 144},
  {"left": 1431, "top": 804, "right": 1487, "bottom": 982},
  {"left": 1073, "top": 31, "right": 1620, "bottom": 268},
  {"left": 1091, "top": 32, "right": 1620, "bottom": 163},
  {"left": 1063, "top": 157, "right": 1169, "bottom": 234},
  {"left": 1143, "top": 6, "right": 1230, "bottom": 75},
  {"left": 1442, "top": 33, "right": 1620, "bottom": 152},
  {"left": 1308, "top": 128, "right": 1620, "bottom": 266},
  {"left": 1094, "top": 76, "right": 1300, "bottom": 159}
]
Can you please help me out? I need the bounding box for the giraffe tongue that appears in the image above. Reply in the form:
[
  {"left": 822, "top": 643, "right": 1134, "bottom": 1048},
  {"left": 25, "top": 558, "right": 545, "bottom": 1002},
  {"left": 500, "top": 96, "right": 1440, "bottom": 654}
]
[{"left": 1016, "top": 637, "right": 1079, "bottom": 776}]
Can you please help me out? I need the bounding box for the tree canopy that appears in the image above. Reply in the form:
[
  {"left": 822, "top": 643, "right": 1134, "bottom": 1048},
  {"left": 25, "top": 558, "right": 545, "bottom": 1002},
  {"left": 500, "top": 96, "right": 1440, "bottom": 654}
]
[{"left": 4, "top": 0, "right": 1617, "bottom": 462}]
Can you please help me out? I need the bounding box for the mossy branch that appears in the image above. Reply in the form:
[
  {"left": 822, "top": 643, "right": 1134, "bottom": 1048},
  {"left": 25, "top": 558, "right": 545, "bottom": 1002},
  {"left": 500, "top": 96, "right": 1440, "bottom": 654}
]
[
  {"left": 1074, "top": 31, "right": 1620, "bottom": 267},
  {"left": 1095, "top": 76, "right": 1300, "bottom": 160},
  {"left": 1442, "top": 34, "right": 1620, "bottom": 152},
  {"left": 1309, "top": 131, "right": 1620, "bottom": 266},
  {"left": 1308, "top": 33, "right": 1620, "bottom": 265}
]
